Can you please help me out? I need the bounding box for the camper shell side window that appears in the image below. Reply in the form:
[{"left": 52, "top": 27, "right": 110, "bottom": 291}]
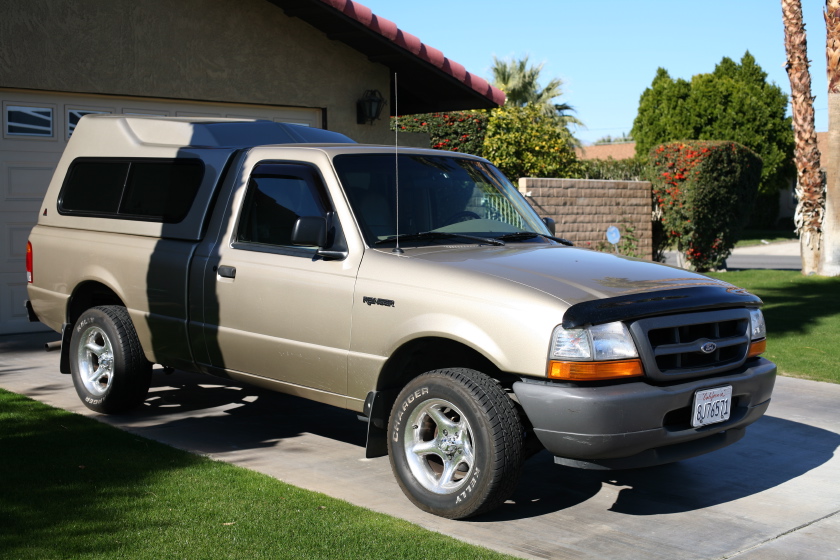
[{"left": 58, "top": 158, "right": 205, "bottom": 223}]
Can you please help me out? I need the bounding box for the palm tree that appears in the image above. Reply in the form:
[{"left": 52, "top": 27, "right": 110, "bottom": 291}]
[
  {"left": 490, "top": 55, "right": 582, "bottom": 130},
  {"left": 781, "top": 0, "right": 824, "bottom": 274},
  {"left": 823, "top": 0, "right": 840, "bottom": 275}
]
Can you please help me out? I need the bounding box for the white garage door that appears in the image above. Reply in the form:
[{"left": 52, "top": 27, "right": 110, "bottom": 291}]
[{"left": 0, "top": 88, "right": 323, "bottom": 334}]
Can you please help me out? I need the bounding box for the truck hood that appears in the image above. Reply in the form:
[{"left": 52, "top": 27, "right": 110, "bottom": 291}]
[{"left": 404, "top": 243, "right": 734, "bottom": 307}]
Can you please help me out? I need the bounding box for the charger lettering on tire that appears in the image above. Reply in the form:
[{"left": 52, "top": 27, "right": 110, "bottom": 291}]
[{"left": 392, "top": 387, "right": 428, "bottom": 442}]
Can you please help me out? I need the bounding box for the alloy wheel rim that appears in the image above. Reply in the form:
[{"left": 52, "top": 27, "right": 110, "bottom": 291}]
[
  {"left": 403, "top": 398, "right": 475, "bottom": 495},
  {"left": 77, "top": 325, "right": 115, "bottom": 396}
]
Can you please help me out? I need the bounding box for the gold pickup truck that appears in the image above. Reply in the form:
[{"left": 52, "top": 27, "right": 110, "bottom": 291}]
[{"left": 26, "top": 116, "right": 776, "bottom": 519}]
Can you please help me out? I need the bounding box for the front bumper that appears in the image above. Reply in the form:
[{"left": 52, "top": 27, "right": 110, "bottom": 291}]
[{"left": 513, "top": 357, "right": 776, "bottom": 469}]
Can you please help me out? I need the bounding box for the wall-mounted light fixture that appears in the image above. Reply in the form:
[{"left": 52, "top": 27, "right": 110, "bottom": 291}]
[{"left": 356, "top": 89, "right": 386, "bottom": 125}]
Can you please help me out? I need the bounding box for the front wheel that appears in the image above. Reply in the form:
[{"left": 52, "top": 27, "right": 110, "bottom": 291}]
[
  {"left": 69, "top": 306, "right": 152, "bottom": 413},
  {"left": 387, "top": 368, "right": 523, "bottom": 519}
]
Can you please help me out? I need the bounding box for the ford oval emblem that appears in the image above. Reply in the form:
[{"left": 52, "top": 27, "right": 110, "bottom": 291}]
[{"left": 700, "top": 342, "right": 717, "bottom": 354}]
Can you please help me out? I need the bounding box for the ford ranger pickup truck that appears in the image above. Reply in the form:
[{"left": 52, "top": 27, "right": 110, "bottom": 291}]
[{"left": 26, "top": 116, "right": 776, "bottom": 519}]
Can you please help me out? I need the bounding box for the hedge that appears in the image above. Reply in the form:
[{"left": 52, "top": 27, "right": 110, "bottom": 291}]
[
  {"left": 650, "top": 141, "right": 762, "bottom": 271},
  {"left": 391, "top": 111, "right": 488, "bottom": 157}
]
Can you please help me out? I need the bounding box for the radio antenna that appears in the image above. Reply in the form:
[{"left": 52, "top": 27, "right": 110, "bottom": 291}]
[{"left": 392, "top": 72, "right": 404, "bottom": 254}]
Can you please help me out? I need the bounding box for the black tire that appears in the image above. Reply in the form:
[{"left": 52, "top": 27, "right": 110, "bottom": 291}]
[
  {"left": 387, "top": 368, "right": 523, "bottom": 519},
  {"left": 69, "top": 306, "right": 152, "bottom": 413}
]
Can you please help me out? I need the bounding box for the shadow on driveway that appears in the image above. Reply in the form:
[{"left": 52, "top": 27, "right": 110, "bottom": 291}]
[{"left": 95, "top": 369, "right": 840, "bottom": 522}]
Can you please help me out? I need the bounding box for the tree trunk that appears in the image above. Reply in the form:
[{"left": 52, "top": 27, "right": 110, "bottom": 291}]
[
  {"left": 823, "top": 1, "right": 840, "bottom": 275},
  {"left": 782, "top": 0, "right": 824, "bottom": 274}
]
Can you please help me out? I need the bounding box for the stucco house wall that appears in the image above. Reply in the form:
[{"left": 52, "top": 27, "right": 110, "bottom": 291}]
[{"left": 0, "top": 0, "right": 395, "bottom": 143}]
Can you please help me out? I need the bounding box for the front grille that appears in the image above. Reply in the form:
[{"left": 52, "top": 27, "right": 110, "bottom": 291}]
[{"left": 629, "top": 309, "right": 751, "bottom": 382}]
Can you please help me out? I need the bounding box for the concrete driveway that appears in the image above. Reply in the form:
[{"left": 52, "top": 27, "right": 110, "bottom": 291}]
[{"left": 2, "top": 332, "right": 839, "bottom": 560}]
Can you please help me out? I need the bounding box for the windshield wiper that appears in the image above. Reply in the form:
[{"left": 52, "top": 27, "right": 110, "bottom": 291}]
[
  {"left": 495, "top": 231, "right": 574, "bottom": 246},
  {"left": 374, "top": 231, "right": 505, "bottom": 246}
]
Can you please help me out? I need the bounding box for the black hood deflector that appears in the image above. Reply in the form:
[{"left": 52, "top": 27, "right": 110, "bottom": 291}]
[{"left": 562, "top": 285, "right": 763, "bottom": 328}]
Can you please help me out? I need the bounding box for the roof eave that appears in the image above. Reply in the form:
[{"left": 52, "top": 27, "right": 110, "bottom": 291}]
[{"left": 268, "top": 0, "right": 505, "bottom": 115}]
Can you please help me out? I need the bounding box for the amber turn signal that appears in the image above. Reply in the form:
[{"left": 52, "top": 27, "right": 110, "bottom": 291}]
[
  {"left": 548, "top": 359, "right": 644, "bottom": 381},
  {"left": 747, "top": 339, "right": 766, "bottom": 358}
]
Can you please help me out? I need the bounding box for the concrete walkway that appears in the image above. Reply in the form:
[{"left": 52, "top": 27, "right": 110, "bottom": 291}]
[
  {"left": 730, "top": 240, "right": 799, "bottom": 256},
  {"left": 2, "top": 331, "right": 839, "bottom": 560},
  {"left": 666, "top": 241, "right": 801, "bottom": 270}
]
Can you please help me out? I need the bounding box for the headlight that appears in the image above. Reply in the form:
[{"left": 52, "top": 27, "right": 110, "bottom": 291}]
[
  {"left": 747, "top": 308, "right": 767, "bottom": 357},
  {"left": 749, "top": 308, "right": 766, "bottom": 340},
  {"left": 551, "top": 321, "right": 638, "bottom": 361},
  {"left": 549, "top": 321, "right": 643, "bottom": 381}
]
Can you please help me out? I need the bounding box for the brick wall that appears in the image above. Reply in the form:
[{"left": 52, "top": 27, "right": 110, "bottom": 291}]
[{"left": 518, "top": 178, "right": 653, "bottom": 259}]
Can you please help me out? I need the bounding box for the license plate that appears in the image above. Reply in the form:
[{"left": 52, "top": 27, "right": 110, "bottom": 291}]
[{"left": 691, "top": 386, "right": 732, "bottom": 428}]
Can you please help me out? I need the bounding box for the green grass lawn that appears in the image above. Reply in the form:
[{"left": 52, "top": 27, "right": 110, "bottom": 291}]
[
  {"left": 0, "top": 390, "right": 516, "bottom": 560},
  {"left": 706, "top": 269, "right": 840, "bottom": 384}
]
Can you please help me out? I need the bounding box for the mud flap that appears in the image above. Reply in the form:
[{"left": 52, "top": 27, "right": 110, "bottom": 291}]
[
  {"left": 59, "top": 323, "right": 72, "bottom": 374},
  {"left": 363, "top": 390, "right": 396, "bottom": 459}
]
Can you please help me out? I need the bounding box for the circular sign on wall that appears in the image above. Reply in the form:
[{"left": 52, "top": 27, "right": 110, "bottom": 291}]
[{"left": 606, "top": 225, "right": 621, "bottom": 245}]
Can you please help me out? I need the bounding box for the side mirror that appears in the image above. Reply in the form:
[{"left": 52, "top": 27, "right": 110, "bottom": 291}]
[
  {"left": 291, "top": 216, "right": 348, "bottom": 260},
  {"left": 542, "top": 217, "right": 556, "bottom": 236},
  {"left": 291, "top": 216, "right": 327, "bottom": 247}
]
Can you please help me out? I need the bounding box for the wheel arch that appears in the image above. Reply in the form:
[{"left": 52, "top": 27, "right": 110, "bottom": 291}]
[
  {"left": 67, "top": 281, "right": 127, "bottom": 327},
  {"left": 363, "top": 336, "right": 522, "bottom": 459},
  {"left": 377, "top": 336, "right": 517, "bottom": 394},
  {"left": 59, "top": 282, "right": 127, "bottom": 374}
]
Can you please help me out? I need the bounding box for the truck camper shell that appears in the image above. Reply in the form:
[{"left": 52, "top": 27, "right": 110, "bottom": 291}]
[{"left": 37, "top": 116, "right": 355, "bottom": 241}]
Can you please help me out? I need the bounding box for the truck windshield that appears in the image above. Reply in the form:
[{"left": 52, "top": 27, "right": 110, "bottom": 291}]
[{"left": 333, "top": 153, "right": 550, "bottom": 247}]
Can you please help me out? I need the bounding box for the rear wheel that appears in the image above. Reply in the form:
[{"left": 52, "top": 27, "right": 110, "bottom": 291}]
[
  {"left": 387, "top": 368, "right": 523, "bottom": 519},
  {"left": 70, "top": 306, "right": 152, "bottom": 413}
]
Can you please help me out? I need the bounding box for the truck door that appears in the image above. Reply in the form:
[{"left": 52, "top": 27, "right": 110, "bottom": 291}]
[{"left": 199, "top": 162, "right": 356, "bottom": 396}]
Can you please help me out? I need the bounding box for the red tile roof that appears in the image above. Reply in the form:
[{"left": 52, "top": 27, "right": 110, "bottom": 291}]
[
  {"left": 319, "top": 0, "right": 505, "bottom": 107},
  {"left": 270, "top": 0, "right": 505, "bottom": 113}
]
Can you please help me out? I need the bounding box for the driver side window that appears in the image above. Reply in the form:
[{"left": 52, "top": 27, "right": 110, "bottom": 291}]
[{"left": 237, "top": 163, "right": 327, "bottom": 248}]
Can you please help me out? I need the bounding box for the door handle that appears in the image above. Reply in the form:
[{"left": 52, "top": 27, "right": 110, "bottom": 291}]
[{"left": 217, "top": 265, "right": 236, "bottom": 279}]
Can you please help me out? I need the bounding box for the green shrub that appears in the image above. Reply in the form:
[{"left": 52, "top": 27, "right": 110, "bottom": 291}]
[
  {"left": 391, "top": 111, "right": 488, "bottom": 156},
  {"left": 650, "top": 141, "right": 762, "bottom": 271},
  {"left": 748, "top": 191, "right": 782, "bottom": 229},
  {"left": 482, "top": 104, "right": 579, "bottom": 179},
  {"left": 631, "top": 53, "right": 794, "bottom": 229},
  {"left": 577, "top": 157, "right": 649, "bottom": 181}
]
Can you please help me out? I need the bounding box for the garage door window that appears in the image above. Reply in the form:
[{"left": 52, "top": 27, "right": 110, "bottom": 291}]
[
  {"left": 5, "top": 106, "right": 54, "bottom": 137},
  {"left": 67, "top": 109, "right": 110, "bottom": 137},
  {"left": 59, "top": 158, "right": 205, "bottom": 223}
]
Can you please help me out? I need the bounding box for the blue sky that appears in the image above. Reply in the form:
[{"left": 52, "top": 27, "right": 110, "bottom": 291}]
[{"left": 358, "top": 0, "right": 829, "bottom": 145}]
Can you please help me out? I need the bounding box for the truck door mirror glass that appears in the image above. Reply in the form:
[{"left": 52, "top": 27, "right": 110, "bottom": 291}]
[{"left": 291, "top": 216, "right": 327, "bottom": 247}]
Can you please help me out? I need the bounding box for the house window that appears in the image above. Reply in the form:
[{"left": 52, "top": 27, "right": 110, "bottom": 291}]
[
  {"left": 5, "top": 106, "right": 54, "bottom": 137},
  {"left": 67, "top": 109, "right": 110, "bottom": 137}
]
